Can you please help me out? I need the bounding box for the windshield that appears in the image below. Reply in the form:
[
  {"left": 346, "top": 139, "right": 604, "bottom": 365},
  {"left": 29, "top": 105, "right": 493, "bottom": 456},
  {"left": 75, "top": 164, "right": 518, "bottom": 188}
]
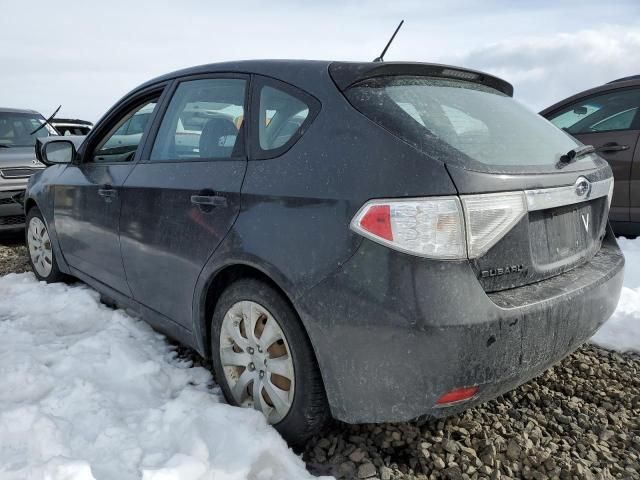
[
  {"left": 346, "top": 76, "right": 594, "bottom": 173},
  {"left": 0, "top": 112, "right": 56, "bottom": 148}
]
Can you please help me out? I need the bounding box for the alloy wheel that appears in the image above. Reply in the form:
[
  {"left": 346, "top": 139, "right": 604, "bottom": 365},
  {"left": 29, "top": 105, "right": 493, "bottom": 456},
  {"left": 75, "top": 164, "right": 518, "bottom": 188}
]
[
  {"left": 27, "top": 216, "right": 53, "bottom": 278},
  {"left": 219, "top": 300, "right": 295, "bottom": 423}
]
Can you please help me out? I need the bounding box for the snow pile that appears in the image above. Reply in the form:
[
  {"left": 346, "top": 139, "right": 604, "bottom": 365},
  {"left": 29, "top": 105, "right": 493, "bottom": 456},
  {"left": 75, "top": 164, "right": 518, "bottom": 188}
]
[
  {"left": 0, "top": 274, "right": 325, "bottom": 480},
  {"left": 590, "top": 237, "right": 640, "bottom": 353}
]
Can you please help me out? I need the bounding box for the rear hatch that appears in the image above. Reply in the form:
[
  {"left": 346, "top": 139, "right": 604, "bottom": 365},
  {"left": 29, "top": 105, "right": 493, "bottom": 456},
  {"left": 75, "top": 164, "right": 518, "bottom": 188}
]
[{"left": 332, "top": 62, "right": 613, "bottom": 292}]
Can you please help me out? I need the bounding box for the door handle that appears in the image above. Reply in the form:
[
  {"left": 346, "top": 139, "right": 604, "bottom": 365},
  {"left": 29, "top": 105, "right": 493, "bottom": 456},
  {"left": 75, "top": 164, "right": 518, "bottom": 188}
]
[
  {"left": 597, "top": 142, "right": 629, "bottom": 153},
  {"left": 98, "top": 187, "right": 117, "bottom": 202},
  {"left": 190, "top": 194, "right": 227, "bottom": 208}
]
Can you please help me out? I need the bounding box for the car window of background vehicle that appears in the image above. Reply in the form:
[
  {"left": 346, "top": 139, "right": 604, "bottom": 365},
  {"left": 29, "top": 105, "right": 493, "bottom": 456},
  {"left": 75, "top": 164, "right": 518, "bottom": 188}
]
[
  {"left": 150, "top": 78, "right": 246, "bottom": 161},
  {"left": 92, "top": 100, "right": 158, "bottom": 163},
  {"left": 0, "top": 112, "right": 55, "bottom": 147},
  {"left": 258, "top": 86, "right": 309, "bottom": 150},
  {"left": 548, "top": 88, "right": 640, "bottom": 134}
]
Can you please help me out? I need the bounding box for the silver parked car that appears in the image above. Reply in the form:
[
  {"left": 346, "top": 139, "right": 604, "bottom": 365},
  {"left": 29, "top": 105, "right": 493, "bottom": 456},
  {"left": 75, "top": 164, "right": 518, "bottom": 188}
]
[{"left": 0, "top": 108, "right": 55, "bottom": 232}]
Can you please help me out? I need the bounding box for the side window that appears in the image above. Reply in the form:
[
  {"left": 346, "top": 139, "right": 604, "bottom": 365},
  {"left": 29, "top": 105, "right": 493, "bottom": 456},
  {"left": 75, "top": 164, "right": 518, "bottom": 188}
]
[
  {"left": 254, "top": 80, "right": 319, "bottom": 158},
  {"left": 548, "top": 88, "right": 640, "bottom": 134},
  {"left": 150, "top": 78, "right": 246, "bottom": 161},
  {"left": 92, "top": 100, "right": 157, "bottom": 163}
]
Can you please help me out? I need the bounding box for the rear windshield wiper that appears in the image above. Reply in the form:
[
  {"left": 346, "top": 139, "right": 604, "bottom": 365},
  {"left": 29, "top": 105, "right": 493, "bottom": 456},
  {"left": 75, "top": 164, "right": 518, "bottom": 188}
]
[
  {"left": 556, "top": 145, "right": 595, "bottom": 169},
  {"left": 0, "top": 144, "right": 10, "bottom": 148}
]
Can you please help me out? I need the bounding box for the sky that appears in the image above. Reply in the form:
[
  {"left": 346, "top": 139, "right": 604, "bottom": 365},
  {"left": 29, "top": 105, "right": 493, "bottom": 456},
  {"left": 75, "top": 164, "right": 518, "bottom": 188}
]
[{"left": 1, "top": 0, "right": 639, "bottom": 122}]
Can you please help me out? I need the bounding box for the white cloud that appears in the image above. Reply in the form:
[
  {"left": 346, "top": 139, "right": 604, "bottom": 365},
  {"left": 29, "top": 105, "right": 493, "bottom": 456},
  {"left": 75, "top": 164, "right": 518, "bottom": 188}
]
[{"left": 457, "top": 26, "right": 640, "bottom": 111}]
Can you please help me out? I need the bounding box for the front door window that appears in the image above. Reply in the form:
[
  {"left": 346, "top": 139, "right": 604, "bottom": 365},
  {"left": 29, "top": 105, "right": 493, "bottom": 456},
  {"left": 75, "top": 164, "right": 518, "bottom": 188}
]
[{"left": 91, "top": 100, "right": 158, "bottom": 163}]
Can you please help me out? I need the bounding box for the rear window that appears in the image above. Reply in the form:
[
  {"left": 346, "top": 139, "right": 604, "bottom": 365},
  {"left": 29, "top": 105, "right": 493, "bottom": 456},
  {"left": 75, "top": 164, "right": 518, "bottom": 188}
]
[{"left": 345, "top": 76, "right": 593, "bottom": 173}]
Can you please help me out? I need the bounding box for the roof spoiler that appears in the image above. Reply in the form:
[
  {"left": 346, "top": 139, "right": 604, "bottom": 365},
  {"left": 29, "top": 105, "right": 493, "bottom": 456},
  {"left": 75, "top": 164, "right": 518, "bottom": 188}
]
[{"left": 329, "top": 62, "right": 514, "bottom": 97}]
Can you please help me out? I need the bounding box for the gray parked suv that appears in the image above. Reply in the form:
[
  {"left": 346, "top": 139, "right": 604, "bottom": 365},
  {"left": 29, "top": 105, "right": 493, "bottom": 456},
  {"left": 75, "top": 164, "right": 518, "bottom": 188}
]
[{"left": 0, "top": 108, "right": 55, "bottom": 232}]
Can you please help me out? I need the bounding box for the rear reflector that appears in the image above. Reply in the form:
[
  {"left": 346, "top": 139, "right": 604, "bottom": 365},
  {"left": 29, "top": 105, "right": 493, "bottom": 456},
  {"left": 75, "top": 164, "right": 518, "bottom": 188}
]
[
  {"left": 359, "top": 204, "right": 393, "bottom": 241},
  {"left": 435, "top": 386, "right": 479, "bottom": 407}
]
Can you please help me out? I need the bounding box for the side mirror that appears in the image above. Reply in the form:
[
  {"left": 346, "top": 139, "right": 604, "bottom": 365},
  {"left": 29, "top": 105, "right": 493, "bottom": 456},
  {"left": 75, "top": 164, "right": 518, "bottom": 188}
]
[{"left": 41, "top": 140, "right": 76, "bottom": 165}]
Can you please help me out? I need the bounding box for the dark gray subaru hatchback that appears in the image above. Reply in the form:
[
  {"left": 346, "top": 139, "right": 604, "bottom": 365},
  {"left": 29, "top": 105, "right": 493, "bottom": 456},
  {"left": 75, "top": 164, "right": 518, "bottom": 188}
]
[{"left": 26, "top": 60, "right": 624, "bottom": 443}]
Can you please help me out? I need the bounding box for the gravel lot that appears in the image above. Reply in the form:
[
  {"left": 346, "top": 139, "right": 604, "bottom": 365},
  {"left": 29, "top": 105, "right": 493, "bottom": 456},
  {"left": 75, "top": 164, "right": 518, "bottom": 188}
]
[
  {"left": 0, "top": 234, "right": 29, "bottom": 276},
  {"left": 1, "top": 238, "right": 638, "bottom": 480}
]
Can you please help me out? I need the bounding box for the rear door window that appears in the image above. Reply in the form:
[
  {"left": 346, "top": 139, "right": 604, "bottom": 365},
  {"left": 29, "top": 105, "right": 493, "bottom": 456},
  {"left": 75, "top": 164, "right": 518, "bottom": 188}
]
[
  {"left": 251, "top": 78, "right": 320, "bottom": 159},
  {"left": 259, "top": 86, "right": 309, "bottom": 150},
  {"left": 150, "top": 78, "right": 247, "bottom": 161},
  {"left": 345, "top": 76, "right": 594, "bottom": 173},
  {"left": 548, "top": 89, "right": 640, "bottom": 134}
]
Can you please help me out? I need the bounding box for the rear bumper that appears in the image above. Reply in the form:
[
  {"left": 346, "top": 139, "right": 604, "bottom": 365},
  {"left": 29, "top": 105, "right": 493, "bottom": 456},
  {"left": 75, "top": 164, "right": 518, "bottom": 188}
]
[
  {"left": 0, "top": 189, "right": 25, "bottom": 232},
  {"left": 297, "top": 229, "right": 624, "bottom": 423}
]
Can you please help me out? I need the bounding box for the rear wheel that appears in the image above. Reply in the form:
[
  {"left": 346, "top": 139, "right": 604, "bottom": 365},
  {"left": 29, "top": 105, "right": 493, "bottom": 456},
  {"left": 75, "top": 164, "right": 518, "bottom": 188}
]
[
  {"left": 26, "top": 207, "right": 65, "bottom": 283},
  {"left": 210, "top": 278, "right": 330, "bottom": 444}
]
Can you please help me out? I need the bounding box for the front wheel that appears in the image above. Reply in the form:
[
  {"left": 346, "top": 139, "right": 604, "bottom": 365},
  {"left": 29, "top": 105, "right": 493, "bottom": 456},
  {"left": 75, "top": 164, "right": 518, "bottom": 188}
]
[
  {"left": 210, "top": 278, "right": 330, "bottom": 445},
  {"left": 26, "top": 207, "right": 65, "bottom": 283}
]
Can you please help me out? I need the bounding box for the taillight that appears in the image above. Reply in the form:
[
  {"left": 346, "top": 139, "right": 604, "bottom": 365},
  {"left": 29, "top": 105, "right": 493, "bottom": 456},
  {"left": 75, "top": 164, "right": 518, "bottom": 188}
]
[
  {"left": 460, "top": 192, "right": 526, "bottom": 258},
  {"left": 351, "top": 197, "right": 466, "bottom": 259},
  {"left": 351, "top": 193, "right": 527, "bottom": 259}
]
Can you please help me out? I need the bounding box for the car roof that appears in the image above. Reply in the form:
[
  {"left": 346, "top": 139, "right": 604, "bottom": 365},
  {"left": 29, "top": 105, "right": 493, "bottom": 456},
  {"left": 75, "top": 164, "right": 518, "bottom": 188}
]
[
  {"left": 132, "top": 59, "right": 514, "bottom": 96},
  {"left": 0, "top": 107, "right": 42, "bottom": 115},
  {"left": 136, "top": 59, "right": 331, "bottom": 89},
  {"left": 540, "top": 76, "right": 640, "bottom": 116}
]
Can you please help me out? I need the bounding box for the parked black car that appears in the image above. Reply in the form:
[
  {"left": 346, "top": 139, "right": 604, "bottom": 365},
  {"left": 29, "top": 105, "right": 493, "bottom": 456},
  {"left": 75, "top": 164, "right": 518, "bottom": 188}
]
[
  {"left": 0, "top": 107, "right": 54, "bottom": 232},
  {"left": 541, "top": 76, "right": 640, "bottom": 236},
  {"left": 26, "top": 60, "right": 624, "bottom": 443}
]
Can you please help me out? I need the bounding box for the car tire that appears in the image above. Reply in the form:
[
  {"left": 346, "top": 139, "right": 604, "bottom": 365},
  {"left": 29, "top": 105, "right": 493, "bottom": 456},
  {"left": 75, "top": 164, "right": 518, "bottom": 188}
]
[
  {"left": 25, "top": 207, "right": 65, "bottom": 283},
  {"left": 210, "top": 278, "right": 330, "bottom": 445}
]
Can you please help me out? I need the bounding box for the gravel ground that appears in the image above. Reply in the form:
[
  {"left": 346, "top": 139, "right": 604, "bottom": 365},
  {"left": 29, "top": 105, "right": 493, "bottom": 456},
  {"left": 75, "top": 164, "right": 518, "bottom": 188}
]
[
  {"left": 304, "top": 346, "right": 639, "bottom": 480},
  {"left": 1, "top": 238, "right": 638, "bottom": 480},
  {"left": 0, "top": 234, "right": 29, "bottom": 275}
]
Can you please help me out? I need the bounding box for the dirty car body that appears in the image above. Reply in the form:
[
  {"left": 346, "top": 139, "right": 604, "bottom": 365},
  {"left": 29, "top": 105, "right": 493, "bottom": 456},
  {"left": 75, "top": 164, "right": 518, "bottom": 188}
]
[{"left": 26, "top": 61, "right": 624, "bottom": 431}]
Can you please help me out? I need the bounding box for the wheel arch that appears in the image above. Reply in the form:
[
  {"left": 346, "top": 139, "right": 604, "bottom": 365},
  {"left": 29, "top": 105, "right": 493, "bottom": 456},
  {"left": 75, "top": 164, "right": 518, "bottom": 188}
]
[
  {"left": 197, "top": 263, "right": 308, "bottom": 360},
  {"left": 24, "top": 197, "right": 38, "bottom": 214},
  {"left": 24, "top": 194, "right": 72, "bottom": 275}
]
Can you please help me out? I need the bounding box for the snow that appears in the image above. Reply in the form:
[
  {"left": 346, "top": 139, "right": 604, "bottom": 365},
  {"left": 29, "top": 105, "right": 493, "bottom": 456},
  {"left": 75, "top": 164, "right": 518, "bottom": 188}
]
[
  {"left": 590, "top": 237, "right": 640, "bottom": 353},
  {"left": 0, "top": 274, "right": 327, "bottom": 480}
]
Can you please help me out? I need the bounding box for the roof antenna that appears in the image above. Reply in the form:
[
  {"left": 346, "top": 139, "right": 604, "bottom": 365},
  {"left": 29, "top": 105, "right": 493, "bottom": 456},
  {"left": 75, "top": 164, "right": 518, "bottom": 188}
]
[{"left": 373, "top": 20, "right": 404, "bottom": 62}]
